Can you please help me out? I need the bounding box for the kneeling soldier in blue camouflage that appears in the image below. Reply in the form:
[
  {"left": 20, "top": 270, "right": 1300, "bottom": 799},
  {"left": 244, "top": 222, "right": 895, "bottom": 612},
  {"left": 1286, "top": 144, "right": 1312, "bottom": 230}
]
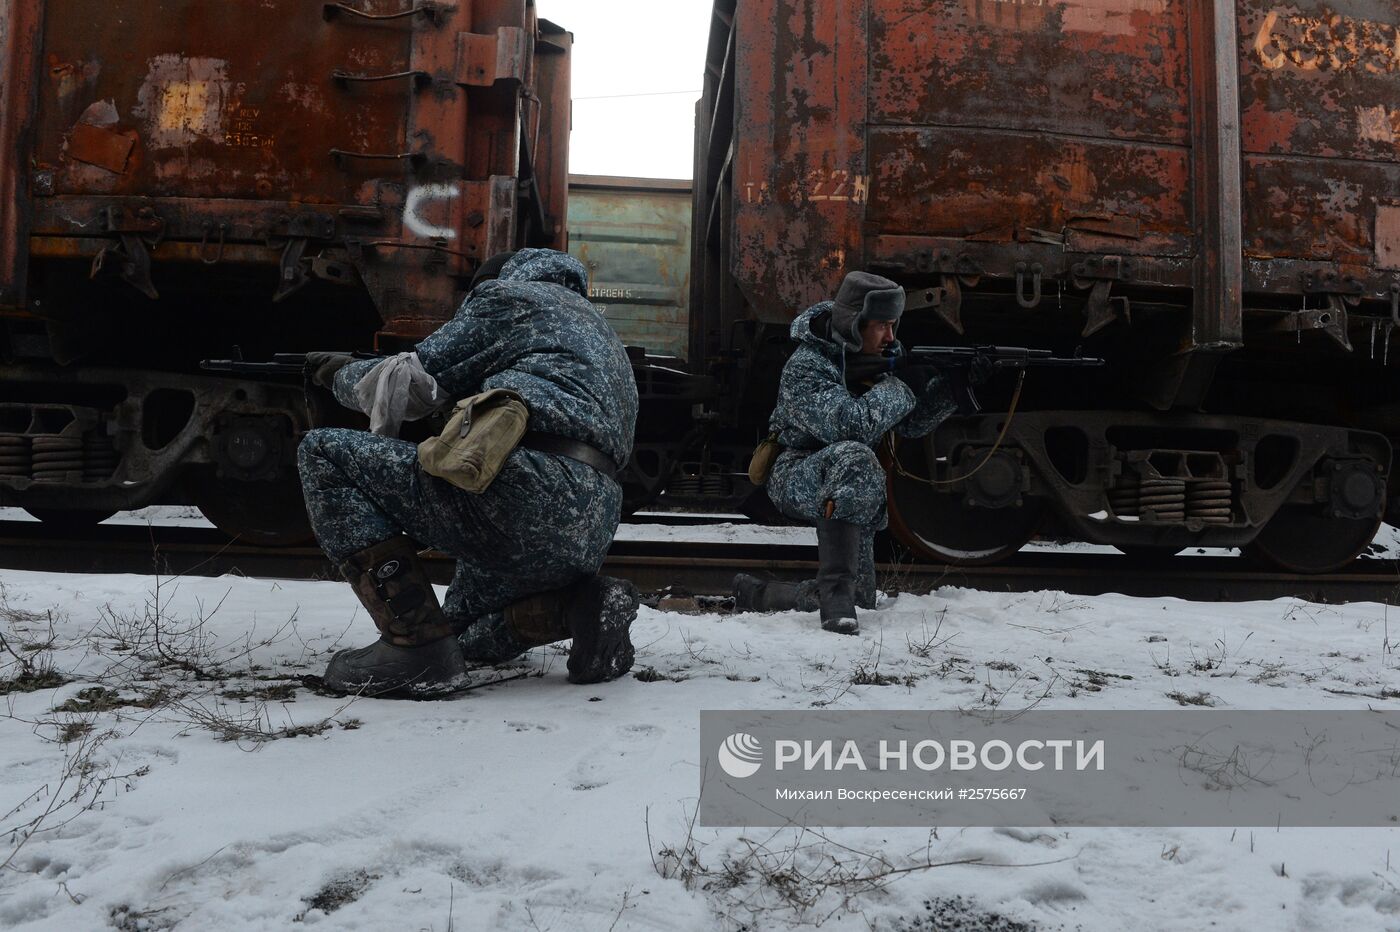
[
  {"left": 734, "top": 271, "right": 956, "bottom": 634},
  {"left": 298, "top": 249, "right": 640, "bottom": 696}
]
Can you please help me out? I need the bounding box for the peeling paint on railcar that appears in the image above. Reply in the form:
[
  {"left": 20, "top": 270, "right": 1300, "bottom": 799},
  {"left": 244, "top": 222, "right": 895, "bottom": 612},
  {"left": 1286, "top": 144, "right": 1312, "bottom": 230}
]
[
  {"left": 711, "top": 0, "right": 1400, "bottom": 340},
  {"left": 1252, "top": 8, "right": 1400, "bottom": 74},
  {"left": 132, "top": 55, "right": 232, "bottom": 150},
  {"left": 872, "top": 0, "right": 1190, "bottom": 145},
  {"left": 4, "top": 1, "right": 570, "bottom": 347},
  {"left": 1058, "top": 0, "right": 1172, "bottom": 38},
  {"left": 1355, "top": 105, "right": 1400, "bottom": 145},
  {"left": 1375, "top": 204, "right": 1400, "bottom": 270},
  {"left": 1239, "top": 0, "right": 1400, "bottom": 271}
]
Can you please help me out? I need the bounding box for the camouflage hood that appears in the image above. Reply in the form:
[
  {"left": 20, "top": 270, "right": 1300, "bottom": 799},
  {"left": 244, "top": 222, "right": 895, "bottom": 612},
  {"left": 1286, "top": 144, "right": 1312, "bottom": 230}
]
[
  {"left": 406, "top": 248, "right": 638, "bottom": 468},
  {"left": 497, "top": 248, "right": 590, "bottom": 297}
]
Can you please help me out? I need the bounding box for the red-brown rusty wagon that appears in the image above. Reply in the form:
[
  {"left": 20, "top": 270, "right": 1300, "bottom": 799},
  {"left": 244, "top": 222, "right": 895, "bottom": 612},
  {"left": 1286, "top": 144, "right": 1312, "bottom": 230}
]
[
  {"left": 0, "top": 0, "right": 571, "bottom": 543},
  {"left": 686, "top": 0, "right": 1400, "bottom": 572}
]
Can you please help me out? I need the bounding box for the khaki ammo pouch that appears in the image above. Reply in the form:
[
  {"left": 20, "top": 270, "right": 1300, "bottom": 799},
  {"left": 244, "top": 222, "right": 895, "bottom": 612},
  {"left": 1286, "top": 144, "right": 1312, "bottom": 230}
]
[
  {"left": 747, "top": 431, "right": 782, "bottom": 487},
  {"left": 417, "top": 388, "right": 529, "bottom": 493}
]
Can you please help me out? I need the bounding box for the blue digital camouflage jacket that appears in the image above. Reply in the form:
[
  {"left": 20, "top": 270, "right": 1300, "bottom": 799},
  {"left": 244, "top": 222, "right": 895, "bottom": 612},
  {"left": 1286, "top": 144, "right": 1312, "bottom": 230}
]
[
  {"left": 768, "top": 301, "right": 956, "bottom": 452},
  {"left": 334, "top": 249, "right": 638, "bottom": 469}
]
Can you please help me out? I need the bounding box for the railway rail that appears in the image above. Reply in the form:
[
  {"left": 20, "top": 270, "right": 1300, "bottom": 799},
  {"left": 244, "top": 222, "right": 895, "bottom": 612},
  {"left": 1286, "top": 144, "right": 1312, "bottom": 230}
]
[{"left": 1, "top": 521, "right": 1398, "bottom": 607}]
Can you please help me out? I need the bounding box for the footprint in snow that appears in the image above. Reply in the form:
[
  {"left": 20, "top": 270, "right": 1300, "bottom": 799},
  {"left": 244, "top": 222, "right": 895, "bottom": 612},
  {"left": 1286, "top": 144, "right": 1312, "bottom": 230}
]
[
  {"left": 993, "top": 826, "right": 1059, "bottom": 847},
  {"left": 566, "top": 721, "right": 663, "bottom": 790},
  {"left": 504, "top": 720, "right": 555, "bottom": 733}
]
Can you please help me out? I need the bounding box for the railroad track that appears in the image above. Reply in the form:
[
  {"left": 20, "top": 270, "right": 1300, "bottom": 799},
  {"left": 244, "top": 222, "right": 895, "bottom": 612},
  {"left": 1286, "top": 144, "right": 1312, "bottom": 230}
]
[{"left": 1, "top": 521, "right": 1399, "bottom": 605}]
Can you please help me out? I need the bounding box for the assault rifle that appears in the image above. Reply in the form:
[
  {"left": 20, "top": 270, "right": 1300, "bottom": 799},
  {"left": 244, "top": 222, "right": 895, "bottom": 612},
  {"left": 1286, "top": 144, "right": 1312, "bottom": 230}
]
[
  {"left": 845, "top": 345, "right": 1105, "bottom": 412},
  {"left": 200, "top": 351, "right": 382, "bottom": 379}
]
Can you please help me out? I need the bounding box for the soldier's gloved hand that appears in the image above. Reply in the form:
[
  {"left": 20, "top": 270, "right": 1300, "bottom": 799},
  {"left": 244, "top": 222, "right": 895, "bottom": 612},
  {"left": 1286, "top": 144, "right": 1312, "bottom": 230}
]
[
  {"left": 305, "top": 352, "right": 355, "bottom": 388},
  {"left": 892, "top": 364, "right": 939, "bottom": 394},
  {"left": 844, "top": 354, "right": 897, "bottom": 390}
]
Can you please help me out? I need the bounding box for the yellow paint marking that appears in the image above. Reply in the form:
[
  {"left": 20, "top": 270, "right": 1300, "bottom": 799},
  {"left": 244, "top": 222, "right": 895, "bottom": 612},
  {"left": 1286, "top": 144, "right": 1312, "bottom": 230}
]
[{"left": 1255, "top": 8, "right": 1400, "bottom": 74}]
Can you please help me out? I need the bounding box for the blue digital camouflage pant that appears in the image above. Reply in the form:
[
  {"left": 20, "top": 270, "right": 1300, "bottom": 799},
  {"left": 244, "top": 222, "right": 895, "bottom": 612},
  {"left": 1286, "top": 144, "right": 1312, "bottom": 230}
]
[
  {"left": 298, "top": 428, "right": 621, "bottom": 630},
  {"left": 766, "top": 441, "right": 884, "bottom": 608}
]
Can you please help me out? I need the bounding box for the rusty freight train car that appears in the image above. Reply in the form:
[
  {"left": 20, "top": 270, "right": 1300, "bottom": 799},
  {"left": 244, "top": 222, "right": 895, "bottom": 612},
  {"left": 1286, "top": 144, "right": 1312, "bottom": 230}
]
[
  {"left": 0, "top": 0, "right": 570, "bottom": 542},
  {"left": 689, "top": 0, "right": 1400, "bottom": 572}
]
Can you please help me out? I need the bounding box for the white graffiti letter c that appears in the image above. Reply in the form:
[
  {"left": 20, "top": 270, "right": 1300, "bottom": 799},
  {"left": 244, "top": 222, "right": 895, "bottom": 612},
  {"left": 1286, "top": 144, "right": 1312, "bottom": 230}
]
[
  {"left": 1254, "top": 10, "right": 1287, "bottom": 71},
  {"left": 403, "top": 183, "right": 460, "bottom": 240}
]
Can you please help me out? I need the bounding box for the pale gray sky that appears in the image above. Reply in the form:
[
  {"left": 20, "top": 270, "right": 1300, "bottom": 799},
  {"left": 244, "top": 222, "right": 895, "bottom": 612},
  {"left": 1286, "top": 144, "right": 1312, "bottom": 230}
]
[{"left": 540, "top": 0, "right": 714, "bottom": 180}]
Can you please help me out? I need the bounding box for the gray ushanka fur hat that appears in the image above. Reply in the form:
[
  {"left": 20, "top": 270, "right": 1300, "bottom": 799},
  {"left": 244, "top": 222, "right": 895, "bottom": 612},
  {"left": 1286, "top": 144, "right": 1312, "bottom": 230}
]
[{"left": 830, "top": 271, "right": 905, "bottom": 351}]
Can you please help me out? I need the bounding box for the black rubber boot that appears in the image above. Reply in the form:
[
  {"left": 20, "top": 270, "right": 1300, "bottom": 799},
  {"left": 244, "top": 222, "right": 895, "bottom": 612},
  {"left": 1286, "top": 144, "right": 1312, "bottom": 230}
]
[
  {"left": 815, "top": 517, "right": 862, "bottom": 635},
  {"left": 565, "top": 575, "right": 640, "bottom": 684},
  {"left": 323, "top": 636, "right": 470, "bottom": 698},
  {"left": 732, "top": 574, "right": 820, "bottom": 613},
  {"left": 324, "top": 536, "right": 469, "bottom": 697}
]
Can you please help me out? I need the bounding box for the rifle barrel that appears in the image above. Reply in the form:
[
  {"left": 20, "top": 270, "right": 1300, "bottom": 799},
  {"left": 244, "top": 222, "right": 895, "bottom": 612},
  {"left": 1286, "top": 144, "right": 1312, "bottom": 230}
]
[{"left": 904, "top": 346, "right": 1104, "bottom": 367}]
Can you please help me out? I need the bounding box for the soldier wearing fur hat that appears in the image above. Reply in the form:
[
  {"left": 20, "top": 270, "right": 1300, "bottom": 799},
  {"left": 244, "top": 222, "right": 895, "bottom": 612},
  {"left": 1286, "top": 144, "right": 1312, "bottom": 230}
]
[{"left": 733, "top": 271, "right": 956, "bottom": 634}]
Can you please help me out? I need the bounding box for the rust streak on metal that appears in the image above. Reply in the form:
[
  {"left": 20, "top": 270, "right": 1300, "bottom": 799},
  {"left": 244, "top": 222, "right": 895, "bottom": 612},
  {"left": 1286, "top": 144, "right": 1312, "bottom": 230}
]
[
  {"left": 1187, "top": 0, "right": 1244, "bottom": 350},
  {"left": 67, "top": 122, "right": 136, "bottom": 173},
  {"left": 704, "top": 0, "right": 1400, "bottom": 357},
  {"left": 0, "top": 0, "right": 45, "bottom": 311}
]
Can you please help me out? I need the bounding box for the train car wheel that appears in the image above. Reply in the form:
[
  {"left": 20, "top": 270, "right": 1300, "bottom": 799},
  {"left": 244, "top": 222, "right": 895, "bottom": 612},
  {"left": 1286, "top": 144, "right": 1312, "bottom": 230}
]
[
  {"left": 885, "top": 462, "right": 1042, "bottom": 564},
  {"left": 22, "top": 508, "right": 117, "bottom": 527},
  {"left": 196, "top": 476, "right": 316, "bottom": 547},
  {"left": 1245, "top": 504, "right": 1381, "bottom": 574}
]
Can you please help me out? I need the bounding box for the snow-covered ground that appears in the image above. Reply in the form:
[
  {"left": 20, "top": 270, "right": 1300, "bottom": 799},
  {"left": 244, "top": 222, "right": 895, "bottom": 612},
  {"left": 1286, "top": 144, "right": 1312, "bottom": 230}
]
[
  {"left": 2, "top": 552, "right": 1400, "bottom": 930},
  {"left": 0, "top": 505, "right": 216, "bottom": 529}
]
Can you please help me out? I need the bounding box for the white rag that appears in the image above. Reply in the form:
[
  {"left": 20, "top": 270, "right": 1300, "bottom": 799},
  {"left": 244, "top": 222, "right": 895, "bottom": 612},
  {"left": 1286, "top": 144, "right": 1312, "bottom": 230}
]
[{"left": 352, "top": 351, "right": 443, "bottom": 437}]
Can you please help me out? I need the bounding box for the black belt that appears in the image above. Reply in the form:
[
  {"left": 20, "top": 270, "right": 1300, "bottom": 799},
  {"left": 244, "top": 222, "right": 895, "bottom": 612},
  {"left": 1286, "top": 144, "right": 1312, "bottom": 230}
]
[{"left": 520, "top": 431, "right": 619, "bottom": 478}]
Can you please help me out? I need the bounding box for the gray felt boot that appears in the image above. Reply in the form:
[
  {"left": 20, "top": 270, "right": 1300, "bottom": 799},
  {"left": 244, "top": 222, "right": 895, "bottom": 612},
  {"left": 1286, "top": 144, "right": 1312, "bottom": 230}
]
[
  {"left": 732, "top": 574, "right": 820, "bottom": 612},
  {"left": 816, "top": 517, "right": 862, "bottom": 635}
]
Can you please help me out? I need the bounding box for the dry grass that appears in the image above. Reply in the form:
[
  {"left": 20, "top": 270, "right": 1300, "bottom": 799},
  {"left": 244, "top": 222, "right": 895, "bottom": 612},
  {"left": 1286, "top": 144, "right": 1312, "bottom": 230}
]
[{"left": 0, "top": 566, "right": 358, "bottom": 875}]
